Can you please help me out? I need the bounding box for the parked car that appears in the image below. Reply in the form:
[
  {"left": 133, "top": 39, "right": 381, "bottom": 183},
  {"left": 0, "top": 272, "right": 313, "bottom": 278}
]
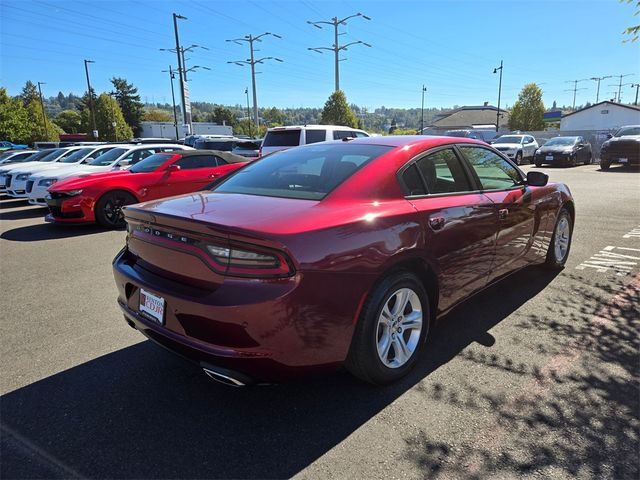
[
  {"left": 260, "top": 125, "right": 370, "bottom": 156},
  {"left": 193, "top": 138, "right": 238, "bottom": 151},
  {"left": 232, "top": 139, "right": 262, "bottom": 159},
  {"left": 27, "top": 144, "right": 193, "bottom": 206},
  {"left": 46, "top": 150, "right": 247, "bottom": 227},
  {"left": 490, "top": 134, "right": 538, "bottom": 164},
  {"left": 113, "top": 136, "right": 574, "bottom": 385},
  {"left": 533, "top": 136, "right": 593, "bottom": 167},
  {"left": 5, "top": 146, "right": 94, "bottom": 197},
  {"left": 443, "top": 129, "right": 496, "bottom": 143},
  {"left": 0, "top": 149, "right": 58, "bottom": 191},
  {"left": 0, "top": 141, "right": 28, "bottom": 151},
  {"left": 0, "top": 150, "right": 38, "bottom": 165},
  {"left": 599, "top": 125, "right": 640, "bottom": 170}
]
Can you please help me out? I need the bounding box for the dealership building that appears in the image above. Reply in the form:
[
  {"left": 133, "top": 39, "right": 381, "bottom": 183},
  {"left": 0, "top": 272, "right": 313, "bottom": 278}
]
[{"left": 560, "top": 101, "right": 640, "bottom": 131}]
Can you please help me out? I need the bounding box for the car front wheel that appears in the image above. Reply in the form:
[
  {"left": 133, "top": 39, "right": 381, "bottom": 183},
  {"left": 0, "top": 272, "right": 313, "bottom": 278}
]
[
  {"left": 600, "top": 160, "right": 611, "bottom": 170},
  {"left": 346, "top": 271, "right": 429, "bottom": 384},
  {"left": 544, "top": 208, "right": 572, "bottom": 269},
  {"left": 515, "top": 151, "right": 523, "bottom": 165},
  {"left": 95, "top": 190, "right": 137, "bottom": 229}
]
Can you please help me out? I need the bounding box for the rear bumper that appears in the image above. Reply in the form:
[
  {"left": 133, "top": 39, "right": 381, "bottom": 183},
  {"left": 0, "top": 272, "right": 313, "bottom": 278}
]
[{"left": 113, "top": 247, "right": 374, "bottom": 382}]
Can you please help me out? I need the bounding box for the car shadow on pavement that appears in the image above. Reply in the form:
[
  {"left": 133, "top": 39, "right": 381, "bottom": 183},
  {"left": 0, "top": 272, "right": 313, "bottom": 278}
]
[
  {"left": 0, "top": 198, "right": 30, "bottom": 209},
  {"left": 0, "top": 207, "right": 48, "bottom": 221},
  {"left": 0, "top": 267, "right": 563, "bottom": 479},
  {"left": 1, "top": 223, "right": 108, "bottom": 242},
  {"left": 597, "top": 166, "right": 640, "bottom": 173}
]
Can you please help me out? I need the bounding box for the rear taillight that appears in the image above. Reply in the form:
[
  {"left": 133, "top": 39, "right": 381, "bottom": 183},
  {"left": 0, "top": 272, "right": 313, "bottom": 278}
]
[{"left": 205, "top": 243, "right": 292, "bottom": 278}]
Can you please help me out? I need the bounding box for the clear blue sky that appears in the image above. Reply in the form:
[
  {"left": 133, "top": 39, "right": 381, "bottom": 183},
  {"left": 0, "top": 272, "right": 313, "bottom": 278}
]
[{"left": 1, "top": 0, "right": 638, "bottom": 110}]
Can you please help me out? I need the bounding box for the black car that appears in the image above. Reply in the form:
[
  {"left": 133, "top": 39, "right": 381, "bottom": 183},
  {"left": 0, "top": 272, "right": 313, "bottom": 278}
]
[
  {"left": 534, "top": 136, "right": 592, "bottom": 167},
  {"left": 600, "top": 125, "right": 640, "bottom": 170}
]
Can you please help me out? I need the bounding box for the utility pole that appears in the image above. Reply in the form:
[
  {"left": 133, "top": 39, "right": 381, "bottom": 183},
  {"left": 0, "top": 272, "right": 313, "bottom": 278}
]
[
  {"left": 564, "top": 79, "right": 588, "bottom": 109},
  {"left": 590, "top": 76, "right": 613, "bottom": 103},
  {"left": 245, "top": 87, "right": 252, "bottom": 138},
  {"left": 36, "top": 81, "right": 48, "bottom": 139},
  {"left": 493, "top": 60, "right": 503, "bottom": 132},
  {"left": 162, "top": 66, "right": 180, "bottom": 140},
  {"left": 307, "top": 13, "right": 372, "bottom": 92},
  {"left": 84, "top": 59, "right": 98, "bottom": 138},
  {"left": 107, "top": 93, "right": 118, "bottom": 141},
  {"left": 227, "top": 32, "right": 283, "bottom": 128},
  {"left": 611, "top": 74, "right": 634, "bottom": 103},
  {"left": 172, "top": 13, "right": 188, "bottom": 135},
  {"left": 632, "top": 83, "right": 640, "bottom": 105},
  {"left": 420, "top": 85, "right": 427, "bottom": 135}
]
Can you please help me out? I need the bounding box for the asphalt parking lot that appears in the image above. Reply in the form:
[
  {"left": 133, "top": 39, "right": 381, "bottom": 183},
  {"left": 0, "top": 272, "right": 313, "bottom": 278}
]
[{"left": 1, "top": 163, "right": 638, "bottom": 479}]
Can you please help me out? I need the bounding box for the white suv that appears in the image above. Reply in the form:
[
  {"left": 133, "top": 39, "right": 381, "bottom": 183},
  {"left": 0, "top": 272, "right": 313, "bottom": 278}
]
[
  {"left": 261, "top": 125, "right": 370, "bottom": 156},
  {"left": 491, "top": 134, "right": 539, "bottom": 165}
]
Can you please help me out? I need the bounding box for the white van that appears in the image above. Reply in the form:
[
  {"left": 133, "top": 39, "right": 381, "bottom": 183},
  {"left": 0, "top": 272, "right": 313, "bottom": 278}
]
[{"left": 260, "top": 125, "right": 370, "bottom": 156}]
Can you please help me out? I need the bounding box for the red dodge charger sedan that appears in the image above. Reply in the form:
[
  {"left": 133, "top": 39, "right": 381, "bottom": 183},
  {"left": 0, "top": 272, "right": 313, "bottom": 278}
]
[
  {"left": 113, "top": 136, "right": 574, "bottom": 385},
  {"left": 46, "top": 150, "right": 247, "bottom": 228}
]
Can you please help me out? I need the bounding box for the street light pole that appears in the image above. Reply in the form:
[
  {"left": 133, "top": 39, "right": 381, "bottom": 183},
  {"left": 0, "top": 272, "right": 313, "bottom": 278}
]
[
  {"left": 307, "top": 13, "right": 372, "bottom": 92},
  {"left": 420, "top": 85, "right": 426, "bottom": 135},
  {"left": 107, "top": 93, "right": 118, "bottom": 141},
  {"left": 590, "top": 76, "right": 613, "bottom": 103},
  {"left": 227, "top": 32, "right": 283, "bottom": 128},
  {"left": 632, "top": 83, "right": 640, "bottom": 105},
  {"left": 84, "top": 59, "right": 97, "bottom": 138},
  {"left": 37, "top": 81, "right": 48, "bottom": 139},
  {"left": 493, "top": 60, "right": 503, "bottom": 132},
  {"left": 162, "top": 66, "right": 180, "bottom": 140},
  {"left": 245, "top": 87, "right": 252, "bottom": 138}
]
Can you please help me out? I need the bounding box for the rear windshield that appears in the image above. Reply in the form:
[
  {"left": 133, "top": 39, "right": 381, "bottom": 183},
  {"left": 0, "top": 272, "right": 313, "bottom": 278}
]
[
  {"left": 129, "top": 153, "right": 173, "bottom": 173},
  {"left": 88, "top": 148, "right": 127, "bottom": 166},
  {"left": 196, "top": 141, "right": 235, "bottom": 151},
  {"left": 263, "top": 130, "right": 301, "bottom": 147},
  {"left": 213, "top": 143, "right": 393, "bottom": 200}
]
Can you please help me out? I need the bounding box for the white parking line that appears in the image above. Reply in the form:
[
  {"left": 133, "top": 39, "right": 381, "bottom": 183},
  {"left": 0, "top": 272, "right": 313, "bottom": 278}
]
[
  {"left": 576, "top": 246, "right": 640, "bottom": 276},
  {"left": 623, "top": 226, "right": 640, "bottom": 239}
]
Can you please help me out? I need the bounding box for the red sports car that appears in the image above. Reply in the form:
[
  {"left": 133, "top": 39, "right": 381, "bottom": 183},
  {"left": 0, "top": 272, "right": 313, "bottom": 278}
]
[
  {"left": 46, "top": 150, "right": 247, "bottom": 228},
  {"left": 113, "top": 136, "right": 574, "bottom": 385}
]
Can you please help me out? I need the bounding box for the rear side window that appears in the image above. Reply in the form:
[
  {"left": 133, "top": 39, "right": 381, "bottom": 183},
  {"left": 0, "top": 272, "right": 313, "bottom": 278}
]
[
  {"left": 305, "top": 129, "right": 326, "bottom": 144},
  {"left": 263, "top": 130, "right": 301, "bottom": 147},
  {"left": 402, "top": 164, "right": 426, "bottom": 196},
  {"left": 417, "top": 149, "right": 471, "bottom": 194},
  {"left": 213, "top": 144, "right": 393, "bottom": 200},
  {"left": 459, "top": 146, "right": 522, "bottom": 190}
]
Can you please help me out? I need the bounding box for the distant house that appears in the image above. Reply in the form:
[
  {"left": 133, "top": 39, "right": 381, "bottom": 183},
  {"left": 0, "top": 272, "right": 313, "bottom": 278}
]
[
  {"left": 423, "top": 104, "right": 509, "bottom": 132},
  {"left": 560, "top": 101, "right": 640, "bottom": 131}
]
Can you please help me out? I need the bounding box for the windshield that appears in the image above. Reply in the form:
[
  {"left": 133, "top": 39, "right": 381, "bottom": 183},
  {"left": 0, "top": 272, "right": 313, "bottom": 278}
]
[
  {"left": 213, "top": 143, "right": 393, "bottom": 200},
  {"left": 59, "top": 148, "right": 95, "bottom": 163},
  {"left": 129, "top": 153, "right": 173, "bottom": 173},
  {"left": 39, "top": 148, "right": 66, "bottom": 162},
  {"left": 493, "top": 136, "right": 523, "bottom": 144},
  {"left": 87, "top": 148, "right": 127, "bottom": 166},
  {"left": 23, "top": 150, "right": 54, "bottom": 162},
  {"left": 444, "top": 130, "right": 470, "bottom": 137},
  {"left": 544, "top": 137, "right": 577, "bottom": 146},
  {"left": 614, "top": 126, "right": 640, "bottom": 137}
]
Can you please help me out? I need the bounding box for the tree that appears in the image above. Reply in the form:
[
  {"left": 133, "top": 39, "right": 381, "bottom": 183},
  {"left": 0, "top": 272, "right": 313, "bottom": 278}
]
[
  {"left": 55, "top": 110, "right": 82, "bottom": 133},
  {"left": 320, "top": 90, "right": 358, "bottom": 128},
  {"left": 508, "top": 84, "right": 545, "bottom": 131},
  {"left": 206, "top": 106, "right": 237, "bottom": 126},
  {"left": 0, "top": 88, "right": 31, "bottom": 143},
  {"left": 110, "top": 77, "right": 144, "bottom": 135},
  {"left": 622, "top": 0, "right": 639, "bottom": 42},
  {"left": 20, "top": 80, "right": 39, "bottom": 107},
  {"left": 94, "top": 93, "right": 133, "bottom": 141},
  {"left": 143, "top": 109, "right": 173, "bottom": 122},
  {"left": 262, "top": 107, "right": 284, "bottom": 126}
]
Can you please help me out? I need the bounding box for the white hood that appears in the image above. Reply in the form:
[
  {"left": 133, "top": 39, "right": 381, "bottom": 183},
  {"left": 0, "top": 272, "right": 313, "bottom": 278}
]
[
  {"left": 493, "top": 143, "right": 521, "bottom": 149},
  {"left": 29, "top": 164, "right": 117, "bottom": 182},
  {"left": 8, "top": 162, "right": 85, "bottom": 177},
  {"left": 0, "top": 161, "right": 55, "bottom": 174}
]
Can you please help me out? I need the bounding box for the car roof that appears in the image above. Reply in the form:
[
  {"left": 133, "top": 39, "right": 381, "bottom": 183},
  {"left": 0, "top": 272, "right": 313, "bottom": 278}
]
[
  {"left": 163, "top": 149, "right": 248, "bottom": 163},
  {"left": 333, "top": 135, "right": 486, "bottom": 148},
  {"left": 267, "top": 125, "right": 365, "bottom": 131}
]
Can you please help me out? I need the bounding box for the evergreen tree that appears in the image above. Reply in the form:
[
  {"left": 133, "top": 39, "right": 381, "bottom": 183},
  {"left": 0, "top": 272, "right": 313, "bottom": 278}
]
[
  {"left": 320, "top": 90, "right": 358, "bottom": 128},
  {"left": 94, "top": 93, "right": 133, "bottom": 141},
  {"left": 110, "top": 77, "right": 144, "bottom": 135},
  {"left": 55, "top": 110, "right": 82, "bottom": 133},
  {"left": 20, "top": 80, "right": 39, "bottom": 107},
  {"left": 508, "top": 84, "right": 545, "bottom": 131}
]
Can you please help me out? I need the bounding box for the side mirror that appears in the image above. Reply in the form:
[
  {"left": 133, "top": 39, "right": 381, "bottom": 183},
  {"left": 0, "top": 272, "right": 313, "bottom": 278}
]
[
  {"left": 527, "top": 171, "right": 548, "bottom": 187},
  {"left": 166, "top": 164, "right": 181, "bottom": 173}
]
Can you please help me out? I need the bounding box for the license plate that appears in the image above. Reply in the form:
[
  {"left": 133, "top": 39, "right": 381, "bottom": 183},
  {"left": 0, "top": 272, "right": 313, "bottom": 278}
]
[
  {"left": 139, "top": 288, "right": 165, "bottom": 324},
  {"left": 619, "top": 158, "right": 628, "bottom": 163},
  {"left": 545, "top": 155, "right": 553, "bottom": 161}
]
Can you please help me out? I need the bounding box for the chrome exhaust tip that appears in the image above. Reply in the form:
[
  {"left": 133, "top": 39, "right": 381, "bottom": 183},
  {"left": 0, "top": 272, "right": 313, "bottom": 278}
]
[{"left": 202, "top": 367, "right": 247, "bottom": 387}]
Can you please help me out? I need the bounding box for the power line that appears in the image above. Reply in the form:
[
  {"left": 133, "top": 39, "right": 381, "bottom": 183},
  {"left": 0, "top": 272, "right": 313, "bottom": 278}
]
[
  {"left": 564, "top": 79, "right": 589, "bottom": 109},
  {"left": 589, "top": 76, "right": 613, "bottom": 103}
]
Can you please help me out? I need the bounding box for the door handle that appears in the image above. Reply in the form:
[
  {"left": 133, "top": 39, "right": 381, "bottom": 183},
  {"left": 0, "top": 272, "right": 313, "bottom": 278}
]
[
  {"left": 429, "top": 216, "right": 446, "bottom": 231},
  {"left": 498, "top": 208, "right": 509, "bottom": 220}
]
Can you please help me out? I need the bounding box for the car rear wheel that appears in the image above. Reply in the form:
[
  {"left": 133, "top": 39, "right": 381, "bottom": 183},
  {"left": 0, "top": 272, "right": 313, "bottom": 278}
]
[
  {"left": 95, "top": 190, "right": 137, "bottom": 229},
  {"left": 600, "top": 160, "right": 610, "bottom": 170},
  {"left": 544, "top": 208, "right": 572, "bottom": 269},
  {"left": 346, "top": 271, "right": 429, "bottom": 385}
]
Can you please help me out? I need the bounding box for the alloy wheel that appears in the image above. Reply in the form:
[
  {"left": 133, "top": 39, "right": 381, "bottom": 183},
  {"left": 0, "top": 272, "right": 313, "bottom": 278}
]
[
  {"left": 376, "top": 288, "right": 423, "bottom": 368},
  {"left": 554, "top": 216, "right": 571, "bottom": 262}
]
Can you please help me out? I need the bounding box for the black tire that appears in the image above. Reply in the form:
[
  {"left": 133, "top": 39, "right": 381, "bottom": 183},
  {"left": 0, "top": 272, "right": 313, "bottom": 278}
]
[
  {"left": 600, "top": 160, "right": 610, "bottom": 170},
  {"left": 95, "top": 190, "right": 137, "bottom": 229},
  {"left": 544, "top": 208, "right": 572, "bottom": 269},
  {"left": 345, "top": 271, "right": 430, "bottom": 385},
  {"left": 515, "top": 152, "right": 523, "bottom": 165},
  {"left": 535, "top": 162, "right": 542, "bottom": 168}
]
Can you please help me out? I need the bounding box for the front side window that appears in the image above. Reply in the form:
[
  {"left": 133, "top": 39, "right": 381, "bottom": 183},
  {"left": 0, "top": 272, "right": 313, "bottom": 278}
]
[
  {"left": 416, "top": 148, "right": 471, "bottom": 194},
  {"left": 129, "top": 153, "right": 173, "bottom": 173},
  {"left": 213, "top": 144, "right": 392, "bottom": 200},
  {"left": 305, "top": 129, "right": 326, "bottom": 144},
  {"left": 460, "top": 146, "right": 522, "bottom": 190}
]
